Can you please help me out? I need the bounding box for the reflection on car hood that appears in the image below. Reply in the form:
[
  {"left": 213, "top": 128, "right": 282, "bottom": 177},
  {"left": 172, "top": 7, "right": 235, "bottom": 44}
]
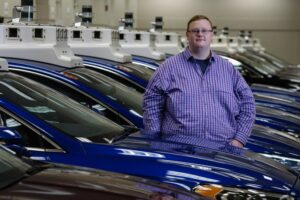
[
  {"left": 0, "top": 164, "right": 204, "bottom": 200},
  {"left": 111, "top": 134, "right": 299, "bottom": 192}
]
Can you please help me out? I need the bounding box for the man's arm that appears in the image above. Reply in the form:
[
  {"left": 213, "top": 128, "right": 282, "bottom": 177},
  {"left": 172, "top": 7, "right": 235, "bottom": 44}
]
[
  {"left": 233, "top": 70, "right": 256, "bottom": 146},
  {"left": 141, "top": 71, "right": 166, "bottom": 138}
]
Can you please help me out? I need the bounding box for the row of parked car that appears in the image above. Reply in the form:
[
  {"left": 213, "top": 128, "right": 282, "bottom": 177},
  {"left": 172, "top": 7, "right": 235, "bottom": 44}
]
[{"left": 0, "top": 19, "right": 300, "bottom": 199}]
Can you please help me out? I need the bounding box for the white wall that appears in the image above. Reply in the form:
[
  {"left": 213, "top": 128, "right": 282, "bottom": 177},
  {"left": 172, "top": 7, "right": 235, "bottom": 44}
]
[
  {"left": 74, "top": 0, "right": 137, "bottom": 28},
  {"left": 136, "top": 0, "right": 300, "bottom": 64},
  {"left": 0, "top": 0, "right": 21, "bottom": 21},
  {"left": 0, "top": 0, "right": 299, "bottom": 64}
]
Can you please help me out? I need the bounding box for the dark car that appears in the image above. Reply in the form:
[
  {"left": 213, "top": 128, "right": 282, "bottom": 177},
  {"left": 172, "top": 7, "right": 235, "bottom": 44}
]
[
  {"left": 216, "top": 50, "right": 300, "bottom": 89},
  {"left": 0, "top": 146, "right": 205, "bottom": 200}
]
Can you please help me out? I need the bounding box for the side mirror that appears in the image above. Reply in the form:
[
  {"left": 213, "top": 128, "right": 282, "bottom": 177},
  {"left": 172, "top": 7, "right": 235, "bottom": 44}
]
[
  {"left": 0, "top": 127, "right": 30, "bottom": 157},
  {"left": 0, "top": 127, "right": 22, "bottom": 143}
]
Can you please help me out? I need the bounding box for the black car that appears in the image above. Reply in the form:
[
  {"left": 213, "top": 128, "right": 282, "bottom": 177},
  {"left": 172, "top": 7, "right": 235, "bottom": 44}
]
[
  {"left": 0, "top": 145, "right": 205, "bottom": 200},
  {"left": 216, "top": 50, "right": 300, "bottom": 90}
]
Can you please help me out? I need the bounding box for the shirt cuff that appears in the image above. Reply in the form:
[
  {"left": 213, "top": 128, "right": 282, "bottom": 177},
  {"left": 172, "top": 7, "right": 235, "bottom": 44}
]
[{"left": 234, "top": 133, "right": 249, "bottom": 146}]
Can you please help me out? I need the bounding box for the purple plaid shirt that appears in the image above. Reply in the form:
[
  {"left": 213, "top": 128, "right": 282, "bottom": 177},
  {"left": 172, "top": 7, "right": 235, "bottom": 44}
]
[{"left": 142, "top": 48, "right": 256, "bottom": 145}]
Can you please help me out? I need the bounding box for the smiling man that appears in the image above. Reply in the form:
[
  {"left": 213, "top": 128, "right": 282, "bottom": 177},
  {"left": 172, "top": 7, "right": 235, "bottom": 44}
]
[{"left": 142, "top": 15, "right": 256, "bottom": 148}]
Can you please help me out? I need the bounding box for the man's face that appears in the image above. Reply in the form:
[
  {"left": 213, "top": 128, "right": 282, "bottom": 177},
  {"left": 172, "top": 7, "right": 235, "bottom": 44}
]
[{"left": 186, "top": 19, "right": 213, "bottom": 49}]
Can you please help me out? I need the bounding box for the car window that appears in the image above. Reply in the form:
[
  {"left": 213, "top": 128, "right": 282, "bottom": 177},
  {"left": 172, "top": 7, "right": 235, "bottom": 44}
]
[
  {"left": 122, "top": 62, "right": 154, "bottom": 81},
  {"left": 0, "top": 110, "right": 57, "bottom": 150},
  {"left": 241, "top": 52, "right": 281, "bottom": 72},
  {"left": 221, "top": 55, "right": 262, "bottom": 78},
  {"left": 234, "top": 53, "right": 275, "bottom": 75},
  {"left": 0, "top": 72, "right": 124, "bottom": 142},
  {"left": 93, "top": 69, "right": 146, "bottom": 93}
]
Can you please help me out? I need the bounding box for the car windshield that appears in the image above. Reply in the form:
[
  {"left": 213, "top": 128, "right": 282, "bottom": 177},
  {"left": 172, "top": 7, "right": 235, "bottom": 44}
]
[
  {"left": 0, "top": 72, "right": 124, "bottom": 141},
  {"left": 220, "top": 55, "right": 263, "bottom": 79},
  {"left": 234, "top": 53, "right": 277, "bottom": 75},
  {"left": 62, "top": 67, "right": 143, "bottom": 115},
  {"left": 0, "top": 146, "right": 31, "bottom": 189},
  {"left": 241, "top": 51, "right": 282, "bottom": 72},
  {"left": 132, "top": 55, "right": 163, "bottom": 69},
  {"left": 249, "top": 49, "right": 291, "bottom": 69}
]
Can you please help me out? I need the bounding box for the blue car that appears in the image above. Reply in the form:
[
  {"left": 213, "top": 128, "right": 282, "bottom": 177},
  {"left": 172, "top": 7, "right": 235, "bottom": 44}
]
[
  {"left": 0, "top": 68, "right": 299, "bottom": 199},
  {"left": 251, "top": 84, "right": 300, "bottom": 103},
  {"left": 254, "top": 93, "right": 300, "bottom": 116},
  {"left": 255, "top": 105, "right": 300, "bottom": 134}
]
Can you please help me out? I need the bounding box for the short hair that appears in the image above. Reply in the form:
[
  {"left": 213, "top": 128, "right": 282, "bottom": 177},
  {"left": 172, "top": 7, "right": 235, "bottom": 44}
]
[{"left": 186, "top": 15, "right": 213, "bottom": 31}]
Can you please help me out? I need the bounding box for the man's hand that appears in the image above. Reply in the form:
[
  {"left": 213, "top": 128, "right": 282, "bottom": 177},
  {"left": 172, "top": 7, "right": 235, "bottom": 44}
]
[{"left": 230, "top": 139, "right": 244, "bottom": 148}]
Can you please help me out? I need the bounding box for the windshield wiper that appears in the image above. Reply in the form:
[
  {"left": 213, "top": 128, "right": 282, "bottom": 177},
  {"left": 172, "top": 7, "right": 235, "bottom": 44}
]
[{"left": 109, "top": 125, "right": 139, "bottom": 143}]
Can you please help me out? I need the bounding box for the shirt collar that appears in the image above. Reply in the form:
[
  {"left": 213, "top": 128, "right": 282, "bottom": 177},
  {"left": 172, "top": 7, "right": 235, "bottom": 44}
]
[{"left": 183, "top": 47, "right": 216, "bottom": 62}]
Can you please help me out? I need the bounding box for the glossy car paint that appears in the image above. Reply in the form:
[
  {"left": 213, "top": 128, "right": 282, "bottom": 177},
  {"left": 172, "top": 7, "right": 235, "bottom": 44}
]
[{"left": 251, "top": 84, "right": 300, "bottom": 103}]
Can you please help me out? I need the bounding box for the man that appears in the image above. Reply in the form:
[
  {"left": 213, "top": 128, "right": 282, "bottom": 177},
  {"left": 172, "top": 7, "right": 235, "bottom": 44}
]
[{"left": 142, "top": 15, "right": 256, "bottom": 148}]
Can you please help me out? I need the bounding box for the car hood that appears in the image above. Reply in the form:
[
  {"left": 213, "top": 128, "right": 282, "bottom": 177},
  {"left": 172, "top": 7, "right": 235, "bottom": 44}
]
[
  {"left": 254, "top": 93, "right": 300, "bottom": 113},
  {"left": 256, "top": 105, "right": 300, "bottom": 131},
  {"left": 249, "top": 125, "right": 300, "bottom": 156},
  {"left": 103, "top": 134, "right": 300, "bottom": 195},
  {"left": 0, "top": 164, "right": 203, "bottom": 200},
  {"left": 251, "top": 84, "right": 300, "bottom": 102}
]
